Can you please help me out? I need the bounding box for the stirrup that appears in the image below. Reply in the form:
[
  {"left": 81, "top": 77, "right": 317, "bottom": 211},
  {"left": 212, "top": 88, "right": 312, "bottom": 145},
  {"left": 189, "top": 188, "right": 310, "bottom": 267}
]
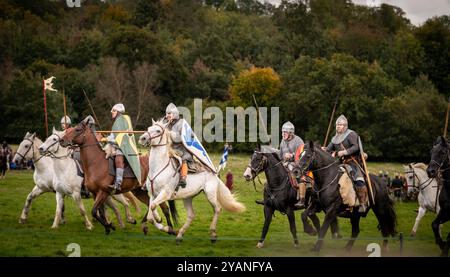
[{"left": 178, "top": 177, "right": 187, "bottom": 188}]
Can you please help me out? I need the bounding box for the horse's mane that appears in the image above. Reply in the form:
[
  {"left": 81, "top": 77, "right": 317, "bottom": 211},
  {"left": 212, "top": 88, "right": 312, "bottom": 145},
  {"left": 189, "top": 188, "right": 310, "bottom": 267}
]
[{"left": 412, "top": 163, "right": 428, "bottom": 171}]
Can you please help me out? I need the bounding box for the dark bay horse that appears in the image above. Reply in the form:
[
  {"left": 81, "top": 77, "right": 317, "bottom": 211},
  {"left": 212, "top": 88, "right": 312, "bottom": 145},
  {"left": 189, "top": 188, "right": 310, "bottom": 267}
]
[
  {"left": 426, "top": 136, "right": 450, "bottom": 257},
  {"left": 293, "top": 141, "right": 397, "bottom": 252},
  {"left": 243, "top": 145, "right": 339, "bottom": 248},
  {"left": 60, "top": 120, "right": 178, "bottom": 235}
]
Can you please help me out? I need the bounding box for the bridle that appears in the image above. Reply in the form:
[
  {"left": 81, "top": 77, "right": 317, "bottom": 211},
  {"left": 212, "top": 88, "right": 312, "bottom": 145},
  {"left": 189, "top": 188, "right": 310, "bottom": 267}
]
[
  {"left": 144, "top": 123, "right": 167, "bottom": 147},
  {"left": 15, "top": 137, "right": 45, "bottom": 165},
  {"left": 41, "top": 133, "right": 72, "bottom": 159},
  {"left": 404, "top": 165, "right": 434, "bottom": 193},
  {"left": 295, "top": 146, "right": 340, "bottom": 195}
]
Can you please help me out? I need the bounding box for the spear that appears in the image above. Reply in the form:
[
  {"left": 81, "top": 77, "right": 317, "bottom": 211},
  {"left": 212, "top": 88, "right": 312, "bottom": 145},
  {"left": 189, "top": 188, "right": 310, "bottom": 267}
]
[
  {"left": 82, "top": 88, "right": 103, "bottom": 131},
  {"left": 443, "top": 96, "right": 450, "bottom": 139},
  {"left": 253, "top": 94, "right": 270, "bottom": 146},
  {"left": 95, "top": 130, "right": 146, "bottom": 134},
  {"left": 323, "top": 93, "right": 340, "bottom": 147}
]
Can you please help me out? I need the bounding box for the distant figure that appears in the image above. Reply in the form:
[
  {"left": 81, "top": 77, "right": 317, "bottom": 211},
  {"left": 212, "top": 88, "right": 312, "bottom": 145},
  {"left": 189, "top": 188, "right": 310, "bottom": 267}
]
[
  {"left": 391, "top": 173, "right": 403, "bottom": 202},
  {"left": 225, "top": 170, "right": 233, "bottom": 191},
  {"left": 0, "top": 141, "right": 12, "bottom": 179},
  {"left": 384, "top": 171, "right": 391, "bottom": 187}
]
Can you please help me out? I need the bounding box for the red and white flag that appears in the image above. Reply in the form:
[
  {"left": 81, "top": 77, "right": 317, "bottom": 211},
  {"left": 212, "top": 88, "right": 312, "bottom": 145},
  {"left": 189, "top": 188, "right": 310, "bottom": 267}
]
[{"left": 43, "top": 76, "right": 57, "bottom": 92}]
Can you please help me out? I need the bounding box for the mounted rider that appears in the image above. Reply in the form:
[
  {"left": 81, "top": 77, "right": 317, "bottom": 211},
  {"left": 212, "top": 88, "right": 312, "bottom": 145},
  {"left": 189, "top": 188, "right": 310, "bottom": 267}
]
[
  {"left": 256, "top": 121, "right": 306, "bottom": 209},
  {"left": 163, "top": 103, "right": 193, "bottom": 187},
  {"left": 105, "top": 103, "right": 141, "bottom": 192},
  {"left": 324, "top": 115, "right": 368, "bottom": 213}
]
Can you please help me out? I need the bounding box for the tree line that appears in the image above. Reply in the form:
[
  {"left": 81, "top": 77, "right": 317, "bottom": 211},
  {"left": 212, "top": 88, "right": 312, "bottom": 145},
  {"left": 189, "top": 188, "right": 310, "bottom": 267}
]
[{"left": 0, "top": 0, "right": 449, "bottom": 161}]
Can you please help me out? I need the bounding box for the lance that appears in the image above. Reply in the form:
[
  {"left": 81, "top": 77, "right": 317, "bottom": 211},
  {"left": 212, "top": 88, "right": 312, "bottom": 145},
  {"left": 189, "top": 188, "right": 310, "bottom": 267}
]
[
  {"left": 63, "top": 88, "right": 67, "bottom": 127},
  {"left": 252, "top": 94, "right": 271, "bottom": 146},
  {"left": 443, "top": 96, "right": 450, "bottom": 138},
  {"left": 42, "top": 79, "right": 48, "bottom": 137},
  {"left": 95, "top": 130, "right": 146, "bottom": 134},
  {"left": 82, "top": 88, "right": 103, "bottom": 131},
  {"left": 358, "top": 136, "right": 375, "bottom": 205},
  {"left": 323, "top": 93, "right": 340, "bottom": 147}
]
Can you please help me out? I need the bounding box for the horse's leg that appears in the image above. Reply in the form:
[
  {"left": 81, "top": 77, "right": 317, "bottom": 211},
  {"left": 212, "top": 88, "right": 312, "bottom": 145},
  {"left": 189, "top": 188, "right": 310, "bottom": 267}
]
[
  {"left": 124, "top": 191, "right": 142, "bottom": 215},
  {"left": 176, "top": 198, "right": 195, "bottom": 245},
  {"left": 19, "top": 185, "right": 47, "bottom": 224},
  {"left": 72, "top": 191, "right": 93, "bottom": 230},
  {"left": 313, "top": 208, "right": 337, "bottom": 252},
  {"left": 411, "top": 206, "right": 426, "bottom": 237},
  {"left": 61, "top": 201, "right": 66, "bottom": 224},
  {"left": 113, "top": 194, "right": 137, "bottom": 225},
  {"left": 91, "top": 190, "right": 112, "bottom": 235},
  {"left": 431, "top": 211, "right": 446, "bottom": 251},
  {"left": 345, "top": 215, "right": 361, "bottom": 251},
  {"left": 257, "top": 205, "right": 274, "bottom": 248},
  {"left": 330, "top": 217, "right": 341, "bottom": 239},
  {"left": 105, "top": 196, "right": 125, "bottom": 228},
  {"left": 51, "top": 192, "right": 64, "bottom": 229},
  {"left": 287, "top": 207, "right": 299, "bottom": 247},
  {"left": 205, "top": 185, "right": 222, "bottom": 243},
  {"left": 129, "top": 188, "right": 152, "bottom": 234},
  {"left": 301, "top": 205, "right": 318, "bottom": 235},
  {"left": 145, "top": 191, "right": 174, "bottom": 234},
  {"left": 443, "top": 229, "right": 450, "bottom": 257},
  {"left": 159, "top": 202, "right": 177, "bottom": 235}
]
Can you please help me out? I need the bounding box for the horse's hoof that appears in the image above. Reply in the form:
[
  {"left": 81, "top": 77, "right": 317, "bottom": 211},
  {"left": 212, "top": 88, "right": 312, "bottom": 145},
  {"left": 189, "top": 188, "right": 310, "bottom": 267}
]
[
  {"left": 109, "top": 224, "right": 116, "bottom": 231},
  {"left": 51, "top": 225, "right": 58, "bottom": 229},
  {"left": 130, "top": 220, "right": 137, "bottom": 225},
  {"left": 142, "top": 226, "right": 148, "bottom": 235},
  {"left": 211, "top": 238, "right": 217, "bottom": 244},
  {"left": 332, "top": 233, "right": 342, "bottom": 240},
  {"left": 86, "top": 225, "right": 94, "bottom": 231},
  {"left": 256, "top": 242, "right": 264, "bottom": 248},
  {"left": 294, "top": 243, "right": 299, "bottom": 248},
  {"left": 168, "top": 227, "right": 178, "bottom": 236},
  {"left": 410, "top": 231, "right": 416, "bottom": 237},
  {"left": 105, "top": 228, "right": 110, "bottom": 235},
  {"left": 176, "top": 237, "right": 183, "bottom": 245},
  {"left": 19, "top": 218, "right": 26, "bottom": 224}
]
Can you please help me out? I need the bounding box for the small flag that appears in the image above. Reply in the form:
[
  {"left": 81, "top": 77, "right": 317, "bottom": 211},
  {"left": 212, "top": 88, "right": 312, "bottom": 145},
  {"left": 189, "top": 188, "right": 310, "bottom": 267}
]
[
  {"left": 43, "top": 76, "right": 57, "bottom": 92},
  {"left": 217, "top": 143, "right": 231, "bottom": 173}
]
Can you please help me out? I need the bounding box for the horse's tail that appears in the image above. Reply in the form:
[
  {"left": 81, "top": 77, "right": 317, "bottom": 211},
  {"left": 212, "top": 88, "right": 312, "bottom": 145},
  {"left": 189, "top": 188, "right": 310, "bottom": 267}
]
[
  {"left": 217, "top": 178, "right": 246, "bottom": 213},
  {"left": 124, "top": 191, "right": 141, "bottom": 214},
  {"left": 168, "top": 200, "right": 179, "bottom": 226},
  {"left": 371, "top": 177, "right": 397, "bottom": 237}
]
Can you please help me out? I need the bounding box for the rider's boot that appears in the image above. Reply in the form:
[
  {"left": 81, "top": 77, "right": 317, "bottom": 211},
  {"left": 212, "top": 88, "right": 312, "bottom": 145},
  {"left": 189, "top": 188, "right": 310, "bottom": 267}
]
[
  {"left": 356, "top": 182, "right": 368, "bottom": 213},
  {"left": 179, "top": 161, "right": 188, "bottom": 188}
]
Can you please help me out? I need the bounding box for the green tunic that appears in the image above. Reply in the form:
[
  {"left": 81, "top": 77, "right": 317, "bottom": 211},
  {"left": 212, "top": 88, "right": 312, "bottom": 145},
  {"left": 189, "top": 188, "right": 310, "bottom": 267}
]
[{"left": 110, "top": 114, "right": 141, "bottom": 184}]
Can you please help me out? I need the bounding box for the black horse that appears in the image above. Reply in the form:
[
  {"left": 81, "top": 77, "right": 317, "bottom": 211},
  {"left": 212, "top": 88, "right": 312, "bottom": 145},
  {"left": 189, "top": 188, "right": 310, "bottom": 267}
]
[
  {"left": 292, "top": 141, "right": 397, "bottom": 252},
  {"left": 243, "top": 145, "right": 339, "bottom": 248},
  {"left": 426, "top": 136, "right": 450, "bottom": 257}
]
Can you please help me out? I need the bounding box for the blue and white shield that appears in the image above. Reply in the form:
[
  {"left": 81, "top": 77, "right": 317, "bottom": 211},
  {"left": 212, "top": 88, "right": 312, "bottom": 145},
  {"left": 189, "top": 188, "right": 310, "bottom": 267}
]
[{"left": 181, "top": 119, "right": 217, "bottom": 174}]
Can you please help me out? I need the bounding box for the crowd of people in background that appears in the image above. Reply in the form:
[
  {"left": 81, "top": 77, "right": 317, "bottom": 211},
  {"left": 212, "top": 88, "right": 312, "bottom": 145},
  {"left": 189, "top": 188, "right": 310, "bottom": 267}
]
[
  {"left": 378, "top": 170, "right": 413, "bottom": 202},
  {"left": 0, "top": 140, "right": 34, "bottom": 175}
]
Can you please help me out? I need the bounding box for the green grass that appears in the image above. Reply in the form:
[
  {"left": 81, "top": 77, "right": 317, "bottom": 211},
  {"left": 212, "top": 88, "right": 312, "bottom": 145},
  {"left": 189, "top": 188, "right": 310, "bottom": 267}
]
[{"left": 0, "top": 153, "right": 447, "bottom": 257}]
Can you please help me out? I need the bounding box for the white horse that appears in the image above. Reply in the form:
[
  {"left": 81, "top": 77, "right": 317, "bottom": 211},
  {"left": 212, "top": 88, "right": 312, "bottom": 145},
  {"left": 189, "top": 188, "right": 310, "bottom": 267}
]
[
  {"left": 14, "top": 131, "right": 137, "bottom": 229},
  {"left": 138, "top": 119, "right": 246, "bottom": 243},
  {"left": 404, "top": 163, "right": 441, "bottom": 236}
]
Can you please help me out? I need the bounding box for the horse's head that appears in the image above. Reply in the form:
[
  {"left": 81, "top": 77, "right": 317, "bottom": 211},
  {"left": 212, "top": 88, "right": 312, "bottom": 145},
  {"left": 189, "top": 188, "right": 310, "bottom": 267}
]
[
  {"left": 60, "top": 120, "right": 88, "bottom": 147},
  {"left": 403, "top": 164, "right": 418, "bottom": 196},
  {"left": 139, "top": 119, "right": 169, "bottom": 147},
  {"left": 292, "top": 140, "right": 316, "bottom": 179},
  {"left": 243, "top": 145, "right": 268, "bottom": 181},
  {"left": 39, "top": 127, "right": 65, "bottom": 155},
  {"left": 427, "top": 136, "right": 449, "bottom": 178},
  {"left": 13, "top": 132, "right": 37, "bottom": 164}
]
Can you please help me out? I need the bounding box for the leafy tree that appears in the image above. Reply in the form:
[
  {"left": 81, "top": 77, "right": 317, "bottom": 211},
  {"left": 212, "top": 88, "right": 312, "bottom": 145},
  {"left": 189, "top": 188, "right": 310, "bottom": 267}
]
[{"left": 230, "top": 66, "right": 281, "bottom": 107}]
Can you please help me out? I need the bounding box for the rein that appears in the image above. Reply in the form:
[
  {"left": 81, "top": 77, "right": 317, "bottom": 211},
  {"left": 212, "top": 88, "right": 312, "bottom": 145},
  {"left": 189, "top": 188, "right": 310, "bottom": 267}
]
[{"left": 16, "top": 138, "right": 45, "bottom": 165}]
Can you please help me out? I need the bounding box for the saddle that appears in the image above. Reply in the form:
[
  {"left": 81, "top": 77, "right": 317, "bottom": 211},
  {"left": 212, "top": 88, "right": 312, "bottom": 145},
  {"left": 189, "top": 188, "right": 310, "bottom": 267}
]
[
  {"left": 169, "top": 150, "right": 206, "bottom": 174},
  {"left": 108, "top": 157, "right": 137, "bottom": 179}
]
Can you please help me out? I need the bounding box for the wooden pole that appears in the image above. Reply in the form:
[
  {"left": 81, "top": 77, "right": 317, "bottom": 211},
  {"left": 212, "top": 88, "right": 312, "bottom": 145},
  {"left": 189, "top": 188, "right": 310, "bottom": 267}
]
[
  {"left": 63, "top": 89, "right": 67, "bottom": 127},
  {"left": 43, "top": 79, "right": 48, "bottom": 137},
  {"left": 95, "top": 130, "right": 146, "bottom": 134},
  {"left": 82, "top": 88, "right": 103, "bottom": 130},
  {"left": 443, "top": 96, "right": 450, "bottom": 138},
  {"left": 252, "top": 94, "right": 270, "bottom": 146},
  {"left": 358, "top": 136, "right": 375, "bottom": 205},
  {"left": 323, "top": 93, "right": 339, "bottom": 147}
]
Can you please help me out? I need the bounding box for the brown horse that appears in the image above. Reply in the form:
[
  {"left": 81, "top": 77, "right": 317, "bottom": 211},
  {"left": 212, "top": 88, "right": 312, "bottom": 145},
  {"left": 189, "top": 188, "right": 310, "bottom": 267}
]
[{"left": 60, "top": 120, "right": 178, "bottom": 235}]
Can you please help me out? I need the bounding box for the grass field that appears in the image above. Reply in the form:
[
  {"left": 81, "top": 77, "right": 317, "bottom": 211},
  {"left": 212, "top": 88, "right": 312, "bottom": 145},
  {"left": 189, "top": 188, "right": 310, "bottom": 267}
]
[{"left": 0, "top": 153, "right": 448, "bottom": 257}]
